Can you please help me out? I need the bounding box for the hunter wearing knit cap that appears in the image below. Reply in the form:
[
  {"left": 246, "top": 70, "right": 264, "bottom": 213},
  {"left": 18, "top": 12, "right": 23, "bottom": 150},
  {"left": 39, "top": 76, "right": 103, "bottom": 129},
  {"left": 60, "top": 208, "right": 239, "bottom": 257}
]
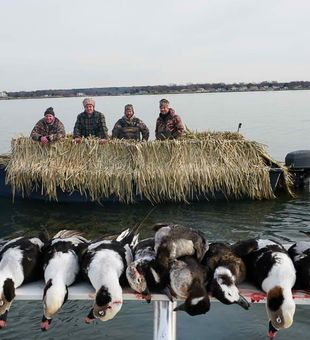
[
  {"left": 44, "top": 107, "right": 55, "bottom": 116},
  {"left": 155, "top": 98, "right": 184, "bottom": 140},
  {"left": 31, "top": 107, "right": 65, "bottom": 145},
  {"left": 73, "top": 98, "right": 108, "bottom": 144},
  {"left": 112, "top": 104, "right": 149, "bottom": 141},
  {"left": 82, "top": 98, "right": 96, "bottom": 108}
]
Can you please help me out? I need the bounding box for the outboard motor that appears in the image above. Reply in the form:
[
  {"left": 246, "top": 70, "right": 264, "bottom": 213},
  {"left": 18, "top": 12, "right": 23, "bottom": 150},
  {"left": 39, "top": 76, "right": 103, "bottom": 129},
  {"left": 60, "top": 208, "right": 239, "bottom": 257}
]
[{"left": 285, "top": 150, "right": 310, "bottom": 189}]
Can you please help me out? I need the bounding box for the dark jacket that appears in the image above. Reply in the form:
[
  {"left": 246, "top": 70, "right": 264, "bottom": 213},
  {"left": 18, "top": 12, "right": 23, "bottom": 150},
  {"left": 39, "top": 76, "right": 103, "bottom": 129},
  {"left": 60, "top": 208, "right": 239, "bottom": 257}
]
[
  {"left": 155, "top": 108, "right": 184, "bottom": 140},
  {"left": 30, "top": 117, "right": 65, "bottom": 142},
  {"left": 73, "top": 111, "right": 108, "bottom": 138},
  {"left": 112, "top": 116, "right": 149, "bottom": 141}
]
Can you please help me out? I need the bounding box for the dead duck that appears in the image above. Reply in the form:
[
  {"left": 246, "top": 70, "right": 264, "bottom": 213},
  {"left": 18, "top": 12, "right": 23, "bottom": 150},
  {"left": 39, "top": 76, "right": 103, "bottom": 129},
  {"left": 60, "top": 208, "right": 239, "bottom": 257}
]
[
  {"left": 0, "top": 235, "right": 45, "bottom": 328},
  {"left": 288, "top": 240, "right": 310, "bottom": 290},
  {"left": 126, "top": 237, "right": 162, "bottom": 302},
  {"left": 40, "top": 230, "right": 88, "bottom": 331},
  {"left": 232, "top": 238, "right": 296, "bottom": 339},
  {"left": 153, "top": 223, "right": 209, "bottom": 271},
  {"left": 202, "top": 242, "right": 250, "bottom": 310},
  {"left": 81, "top": 227, "right": 139, "bottom": 323},
  {"left": 170, "top": 256, "right": 210, "bottom": 316}
]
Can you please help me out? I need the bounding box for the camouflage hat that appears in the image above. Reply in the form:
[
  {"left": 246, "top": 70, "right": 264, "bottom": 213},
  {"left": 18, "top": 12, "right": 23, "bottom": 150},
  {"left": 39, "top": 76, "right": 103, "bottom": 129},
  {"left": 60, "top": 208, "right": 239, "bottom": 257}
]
[
  {"left": 83, "top": 98, "right": 95, "bottom": 108},
  {"left": 44, "top": 107, "right": 55, "bottom": 116}
]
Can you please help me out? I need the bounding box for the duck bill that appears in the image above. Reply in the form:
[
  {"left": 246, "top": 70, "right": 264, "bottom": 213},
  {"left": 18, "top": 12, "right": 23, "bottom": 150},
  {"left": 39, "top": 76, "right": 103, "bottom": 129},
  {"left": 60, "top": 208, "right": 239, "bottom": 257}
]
[
  {"left": 163, "top": 287, "right": 174, "bottom": 302},
  {"left": 236, "top": 295, "right": 250, "bottom": 310},
  {"left": 142, "top": 288, "right": 152, "bottom": 303},
  {"left": 268, "top": 320, "right": 279, "bottom": 339},
  {"left": 85, "top": 308, "right": 96, "bottom": 324},
  {"left": 173, "top": 303, "right": 186, "bottom": 312},
  {"left": 40, "top": 315, "right": 52, "bottom": 331},
  {"left": 0, "top": 310, "right": 8, "bottom": 329}
]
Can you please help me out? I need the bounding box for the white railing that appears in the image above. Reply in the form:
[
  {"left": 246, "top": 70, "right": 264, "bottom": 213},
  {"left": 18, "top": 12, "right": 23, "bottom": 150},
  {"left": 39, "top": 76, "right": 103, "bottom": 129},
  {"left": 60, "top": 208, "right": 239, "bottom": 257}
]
[{"left": 15, "top": 281, "right": 310, "bottom": 340}]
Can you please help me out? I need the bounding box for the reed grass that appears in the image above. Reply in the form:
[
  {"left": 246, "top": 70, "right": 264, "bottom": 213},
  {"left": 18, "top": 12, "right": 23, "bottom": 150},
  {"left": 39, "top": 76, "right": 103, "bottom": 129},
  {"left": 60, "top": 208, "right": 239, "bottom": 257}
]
[{"left": 3, "top": 132, "right": 293, "bottom": 203}]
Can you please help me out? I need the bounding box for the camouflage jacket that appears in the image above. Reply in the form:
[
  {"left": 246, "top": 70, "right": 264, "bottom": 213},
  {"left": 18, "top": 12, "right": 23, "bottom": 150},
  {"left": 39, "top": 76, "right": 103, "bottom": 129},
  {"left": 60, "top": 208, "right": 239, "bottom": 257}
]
[
  {"left": 112, "top": 116, "right": 149, "bottom": 141},
  {"left": 73, "top": 110, "right": 108, "bottom": 138},
  {"left": 30, "top": 117, "right": 65, "bottom": 142},
  {"left": 155, "top": 108, "right": 184, "bottom": 140}
]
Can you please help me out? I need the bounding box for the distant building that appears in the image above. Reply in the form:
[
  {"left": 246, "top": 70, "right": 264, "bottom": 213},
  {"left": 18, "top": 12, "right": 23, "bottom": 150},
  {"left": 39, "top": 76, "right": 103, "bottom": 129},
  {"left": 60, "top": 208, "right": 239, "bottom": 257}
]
[{"left": 0, "top": 91, "right": 8, "bottom": 97}]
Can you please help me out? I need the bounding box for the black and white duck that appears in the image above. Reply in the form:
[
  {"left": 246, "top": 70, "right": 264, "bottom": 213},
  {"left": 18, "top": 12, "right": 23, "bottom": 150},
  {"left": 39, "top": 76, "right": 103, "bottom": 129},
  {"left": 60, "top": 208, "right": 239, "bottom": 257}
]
[
  {"left": 81, "top": 227, "right": 139, "bottom": 323},
  {"left": 232, "top": 238, "right": 296, "bottom": 339},
  {"left": 202, "top": 242, "right": 250, "bottom": 310},
  {"left": 0, "top": 235, "right": 45, "bottom": 328},
  {"left": 40, "top": 230, "right": 88, "bottom": 331}
]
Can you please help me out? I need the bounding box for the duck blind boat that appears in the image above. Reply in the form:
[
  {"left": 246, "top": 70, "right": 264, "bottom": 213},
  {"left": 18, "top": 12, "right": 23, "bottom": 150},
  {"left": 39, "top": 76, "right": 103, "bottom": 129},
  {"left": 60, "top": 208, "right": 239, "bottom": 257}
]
[{"left": 0, "top": 132, "right": 293, "bottom": 204}]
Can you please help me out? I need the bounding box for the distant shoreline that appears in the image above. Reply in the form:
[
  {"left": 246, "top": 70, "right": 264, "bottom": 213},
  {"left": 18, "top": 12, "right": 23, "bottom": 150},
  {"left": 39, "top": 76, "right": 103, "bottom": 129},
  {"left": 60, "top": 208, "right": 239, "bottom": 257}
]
[
  {"left": 1, "top": 88, "right": 309, "bottom": 101},
  {"left": 1, "top": 81, "right": 309, "bottom": 100}
]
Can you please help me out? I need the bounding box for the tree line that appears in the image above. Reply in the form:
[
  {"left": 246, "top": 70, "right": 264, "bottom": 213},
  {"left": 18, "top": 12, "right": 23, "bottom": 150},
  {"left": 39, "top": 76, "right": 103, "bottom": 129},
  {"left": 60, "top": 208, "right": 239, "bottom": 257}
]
[{"left": 4, "top": 81, "right": 310, "bottom": 99}]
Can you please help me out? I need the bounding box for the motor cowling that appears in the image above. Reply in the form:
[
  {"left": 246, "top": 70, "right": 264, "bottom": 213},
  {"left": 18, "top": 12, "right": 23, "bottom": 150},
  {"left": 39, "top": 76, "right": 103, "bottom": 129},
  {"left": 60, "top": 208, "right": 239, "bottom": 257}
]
[{"left": 285, "top": 150, "right": 310, "bottom": 189}]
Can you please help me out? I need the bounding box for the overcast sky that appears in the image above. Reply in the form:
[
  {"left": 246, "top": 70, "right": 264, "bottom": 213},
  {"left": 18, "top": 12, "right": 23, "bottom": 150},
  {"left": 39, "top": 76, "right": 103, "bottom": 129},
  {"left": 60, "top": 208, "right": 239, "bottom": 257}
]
[{"left": 1, "top": 0, "right": 309, "bottom": 91}]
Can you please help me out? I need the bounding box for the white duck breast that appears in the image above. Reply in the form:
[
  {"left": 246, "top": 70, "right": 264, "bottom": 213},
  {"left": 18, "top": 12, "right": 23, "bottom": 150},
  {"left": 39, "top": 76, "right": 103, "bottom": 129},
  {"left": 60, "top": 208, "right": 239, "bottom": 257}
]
[
  {"left": 0, "top": 236, "right": 44, "bottom": 328},
  {"left": 41, "top": 232, "right": 87, "bottom": 330},
  {"left": 0, "top": 247, "right": 24, "bottom": 287},
  {"left": 87, "top": 249, "right": 125, "bottom": 290},
  {"left": 82, "top": 236, "right": 135, "bottom": 323},
  {"left": 241, "top": 239, "right": 296, "bottom": 335},
  {"left": 44, "top": 251, "right": 79, "bottom": 287},
  {"left": 262, "top": 252, "right": 295, "bottom": 290}
]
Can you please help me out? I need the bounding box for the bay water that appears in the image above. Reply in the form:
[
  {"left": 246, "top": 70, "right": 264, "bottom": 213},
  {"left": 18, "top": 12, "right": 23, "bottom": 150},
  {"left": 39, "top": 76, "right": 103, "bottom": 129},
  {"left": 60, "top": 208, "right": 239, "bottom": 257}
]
[{"left": 0, "top": 91, "right": 310, "bottom": 339}]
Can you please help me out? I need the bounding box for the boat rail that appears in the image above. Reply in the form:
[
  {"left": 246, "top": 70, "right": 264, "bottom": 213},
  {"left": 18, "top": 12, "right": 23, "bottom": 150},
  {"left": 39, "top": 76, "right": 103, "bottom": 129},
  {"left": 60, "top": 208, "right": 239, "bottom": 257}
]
[{"left": 15, "top": 281, "right": 310, "bottom": 340}]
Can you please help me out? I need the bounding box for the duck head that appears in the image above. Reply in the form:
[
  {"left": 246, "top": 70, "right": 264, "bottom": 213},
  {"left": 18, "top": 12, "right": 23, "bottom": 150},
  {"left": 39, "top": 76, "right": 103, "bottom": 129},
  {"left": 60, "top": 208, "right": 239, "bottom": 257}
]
[
  {"left": 85, "top": 286, "right": 123, "bottom": 323},
  {"left": 126, "top": 262, "right": 151, "bottom": 302},
  {"left": 41, "top": 279, "right": 68, "bottom": 331},
  {"left": 266, "top": 286, "right": 295, "bottom": 331},
  {"left": 211, "top": 267, "right": 250, "bottom": 310},
  {"left": 0, "top": 278, "right": 15, "bottom": 329}
]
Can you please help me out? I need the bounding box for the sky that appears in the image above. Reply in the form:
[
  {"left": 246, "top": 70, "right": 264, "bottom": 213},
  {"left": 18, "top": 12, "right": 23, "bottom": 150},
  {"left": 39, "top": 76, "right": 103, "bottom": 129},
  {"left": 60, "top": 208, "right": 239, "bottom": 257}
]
[{"left": 1, "top": 0, "right": 310, "bottom": 91}]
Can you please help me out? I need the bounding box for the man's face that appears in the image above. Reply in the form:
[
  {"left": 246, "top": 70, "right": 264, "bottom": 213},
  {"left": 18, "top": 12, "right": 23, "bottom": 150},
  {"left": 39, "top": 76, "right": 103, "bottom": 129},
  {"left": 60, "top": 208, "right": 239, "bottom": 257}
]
[
  {"left": 125, "top": 108, "right": 134, "bottom": 119},
  {"left": 44, "top": 114, "right": 55, "bottom": 124},
  {"left": 160, "top": 104, "right": 169, "bottom": 115},
  {"left": 85, "top": 104, "right": 94, "bottom": 114}
]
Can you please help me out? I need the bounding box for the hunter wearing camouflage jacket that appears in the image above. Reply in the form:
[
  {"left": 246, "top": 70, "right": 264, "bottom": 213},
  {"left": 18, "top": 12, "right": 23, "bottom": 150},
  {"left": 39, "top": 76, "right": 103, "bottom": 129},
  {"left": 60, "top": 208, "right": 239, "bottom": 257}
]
[
  {"left": 112, "top": 116, "right": 149, "bottom": 141},
  {"left": 31, "top": 117, "right": 65, "bottom": 142},
  {"left": 155, "top": 108, "right": 184, "bottom": 140}
]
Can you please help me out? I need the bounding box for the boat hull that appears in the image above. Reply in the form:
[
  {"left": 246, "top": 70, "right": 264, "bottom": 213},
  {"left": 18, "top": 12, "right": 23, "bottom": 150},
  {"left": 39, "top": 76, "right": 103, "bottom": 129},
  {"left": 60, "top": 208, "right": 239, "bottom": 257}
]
[{"left": 0, "top": 166, "right": 284, "bottom": 204}]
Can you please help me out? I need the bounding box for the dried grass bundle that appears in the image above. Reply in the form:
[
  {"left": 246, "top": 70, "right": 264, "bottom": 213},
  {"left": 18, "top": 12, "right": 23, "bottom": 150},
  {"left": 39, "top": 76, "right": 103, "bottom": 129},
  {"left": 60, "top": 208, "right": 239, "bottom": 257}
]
[
  {"left": 0, "top": 154, "right": 11, "bottom": 167},
  {"left": 4, "top": 133, "right": 293, "bottom": 203}
]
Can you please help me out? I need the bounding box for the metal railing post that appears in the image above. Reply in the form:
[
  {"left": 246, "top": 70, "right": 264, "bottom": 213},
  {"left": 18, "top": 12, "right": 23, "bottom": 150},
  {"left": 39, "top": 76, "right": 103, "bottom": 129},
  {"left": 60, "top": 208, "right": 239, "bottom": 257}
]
[{"left": 153, "top": 300, "right": 177, "bottom": 340}]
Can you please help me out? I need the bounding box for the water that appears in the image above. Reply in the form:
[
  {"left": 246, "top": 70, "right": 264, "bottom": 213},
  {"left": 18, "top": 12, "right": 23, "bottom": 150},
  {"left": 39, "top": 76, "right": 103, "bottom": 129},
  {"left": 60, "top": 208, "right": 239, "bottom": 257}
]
[
  {"left": 1, "top": 90, "right": 310, "bottom": 160},
  {"left": 0, "top": 91, "right": 310, "bottom": 339}
]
